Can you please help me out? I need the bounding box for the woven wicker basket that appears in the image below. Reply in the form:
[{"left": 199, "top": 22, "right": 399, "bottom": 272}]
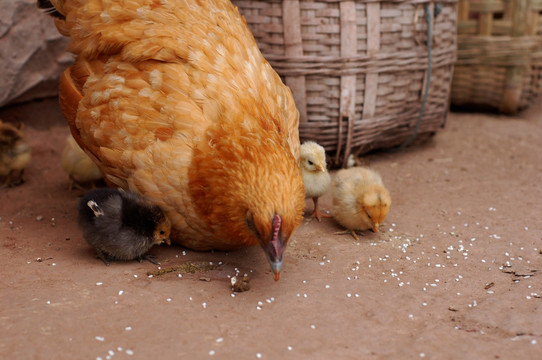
[
  {"left": 234, "top": 0, "right": 457, "bottom": 167},
  {"left": 452, "top": 0, "right": 542, "bottom": 114}
]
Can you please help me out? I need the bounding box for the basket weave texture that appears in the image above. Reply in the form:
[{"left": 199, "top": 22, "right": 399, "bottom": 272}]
[
  {"left": 234, "top": 0, "right": 457, "bottom": 166},
  {"left": 452, "top": 0, "right": 542, "bottom": 114}
]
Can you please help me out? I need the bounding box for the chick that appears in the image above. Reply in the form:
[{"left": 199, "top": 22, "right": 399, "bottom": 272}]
[
  {"left": 0, "top": 120, "right": 31, "bottom": 188},
  {"left": 78, "top": 188, "right": 171, "bottom": 265},
  {"left": 299, "top": 141, "right": 331, "bottom": 221},
  {"left": 61, "top": 133, "right": 103, "bottom": 190},
  {"left": 332, "top": 167, "right": 391, "bottom": 240}
]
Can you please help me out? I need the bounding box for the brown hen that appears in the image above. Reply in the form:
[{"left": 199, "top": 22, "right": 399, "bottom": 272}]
[{"left": 39, "top": 0, "right": 305, "bottom": 280}]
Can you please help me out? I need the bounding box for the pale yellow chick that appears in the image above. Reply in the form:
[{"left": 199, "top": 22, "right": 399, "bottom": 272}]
[
  {"left": 299, "top": 141, "right": 331, "bottom": 221},
  {"left": 0, "top": 120, "right": 31, "bottom": 188},
  {"left": 332, "top": 167, "right": 391, "bottom": 240},
  {"left": 61, "top": 134, "right": 102, "bottom": 190}
]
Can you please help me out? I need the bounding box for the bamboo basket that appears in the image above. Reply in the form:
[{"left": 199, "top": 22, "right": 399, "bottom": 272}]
[
  {"left": 452, "top": 0, "right": 542, "bottom": 114},
  {"left": 234, "top": 0, "right": 457, "bottom": 167}
]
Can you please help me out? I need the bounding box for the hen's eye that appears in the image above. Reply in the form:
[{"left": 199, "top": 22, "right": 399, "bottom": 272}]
[{"left": 160, "top": 230, "right": 165, "bottom": 235}]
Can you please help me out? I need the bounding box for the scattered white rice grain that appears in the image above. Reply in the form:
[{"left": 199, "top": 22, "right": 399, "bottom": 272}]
[
  {"left": 420, "top": 353, "right": 426, "bottom": 357},
  {"left": 96, "top": 282, "right": 103, "bottom": 286},
  {"left": 347, "top": 293, "right": 352, "bottom": 298},
  {"left": 209, "top": 350, "right": 215, "bottom": 356},
  {"left": 166, "top": 298, "right": 172, "bottom": 302},
  {"left": 310, "top": 325, "right": 316, "bottom": 329},
  {"left": 532, "top": 340, "right": 537, "bottom": 345},
  {"left": 125, "top": 326, "right": 132, "bottom": 331},
  {"left": 287, "top": 346, "right": 292, "bottom": 351},
  {"left": 178, "top": 274, "right": 182, "bottom": 278},
  {"left": 133, "top": 275, "right": 138, "bottom": 278},
  {"left": 256, "top": 353, "right": 262, "bottom": 358},
  {"left": 325, "top": 285, "right": 330, "bottom": 289},
  {"left": 95, "top": 336, "right": 105, "bottom": 341},
  {"left": 125, "top": 350, "right": 134, "bottom": 355},
  {"left": 108, "top": 350, "right": 114, "bottom": 356},
  {"left": 202, "top": 302, "right": 207, "bottom": 308},
  {"left": 409, "top": 314, "right": 413, "bottom": 319},
  {"left": 216, "top": 338, "right": 223, "bottom": 343},
  {"left": 118, "top": 290, "right": 124, "bottom": 296},
  {"left": 256, "top": 306, "right": 262, "bottom": 310},
  {"left": 117, "top": 347, "right": 123, "bottom": 351}
]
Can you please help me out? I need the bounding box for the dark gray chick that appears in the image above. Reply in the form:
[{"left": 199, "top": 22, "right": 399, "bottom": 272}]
[{"left": 78, "top": 188, "right": 171, "bottom": 265}]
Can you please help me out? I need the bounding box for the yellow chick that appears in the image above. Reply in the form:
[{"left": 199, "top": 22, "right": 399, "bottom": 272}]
[
  {"left": 332, "top": 167, "right": 391, "bottom": 240},
  {"left": 61, "top": 134, "right": 103, "bottom": 191},
  {"left": 0, "top": 120, "right": 31, "bottom": 188},
  {"left": 299, "top": 141, "right": 331, "bottom": 221}
]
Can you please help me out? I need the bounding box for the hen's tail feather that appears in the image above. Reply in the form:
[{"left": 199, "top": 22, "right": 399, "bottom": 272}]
[{"left": 37, "top": 0, "right": 65, "bottom": 20}]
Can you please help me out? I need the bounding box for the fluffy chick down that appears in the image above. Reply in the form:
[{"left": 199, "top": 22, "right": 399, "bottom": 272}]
[
  {"left": 61, "top": 133, "right": 103, "bottom": 190},
  {"left": 299, "top": 141, "right": 331, "bottom": 221},
  {"left": 0, "top": 120, "right": 31, "bottom": 188},
  {"left": 78, "top": 188, "right": 171, "bottom": 265},
  {"left": 332, "top": 167, "right": 391, "bottom": 238}
]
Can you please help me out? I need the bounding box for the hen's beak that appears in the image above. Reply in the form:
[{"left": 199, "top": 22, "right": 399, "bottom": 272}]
[
  {"left": 165, "top": 238, "right": 171, "bottom": 246},
  {"left": 270, "top": 261, "right": 282, "bottom": 281},
  {"left": 372, "top": 223, "right": 380, "bottom": 232}
]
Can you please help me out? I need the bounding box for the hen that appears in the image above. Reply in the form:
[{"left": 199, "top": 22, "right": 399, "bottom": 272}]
[
  {"left": 332, "top": 167, "right": 391, "bottom": 240},
  {"left": 39, "top": 0, "right": 305, "bottom": 280}
]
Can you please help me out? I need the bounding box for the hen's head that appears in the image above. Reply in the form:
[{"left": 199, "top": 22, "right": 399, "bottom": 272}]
[
  {"left": 299, "top": 141, "right": 327, "bottom": 173},
  {"left": 189, "top": 124, "right": 305, "bottom": 281}
]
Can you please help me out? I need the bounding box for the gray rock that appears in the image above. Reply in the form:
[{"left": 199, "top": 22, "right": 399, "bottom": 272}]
[{"left": 0, "top": 0, "right": 72, "bottom": 107}]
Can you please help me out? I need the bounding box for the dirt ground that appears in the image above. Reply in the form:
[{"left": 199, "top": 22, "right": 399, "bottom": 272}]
[{"left": 0, "top": 97, "right": 541, "bottom": 359}]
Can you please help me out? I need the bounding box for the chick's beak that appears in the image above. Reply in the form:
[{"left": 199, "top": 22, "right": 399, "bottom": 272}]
[
  {"left": 372, "top": 223, "right": 380, "bottom": 232},
  {"left": 315, "top": 164, "right": 325, "bottom": 172},
  {"left": 165, "top": 238, "right": 171, "bottom": 246}
]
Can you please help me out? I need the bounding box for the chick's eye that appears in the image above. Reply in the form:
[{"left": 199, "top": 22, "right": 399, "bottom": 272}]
[{"left": 308, "top": 160, "right": 314, "bottom": 166}]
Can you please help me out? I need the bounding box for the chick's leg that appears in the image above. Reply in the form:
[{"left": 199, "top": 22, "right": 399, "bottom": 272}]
[
  {"left": 95, "top": 249, "right": 111, "bottom": 266},
  {"left": 334, "top": 229, "right": 362, "bottom": 241},
  {"left": 138, "top": 254, "right": 161, "bottom": 265},
  {"left": 309, "top": 197, "right": 332, "bottom": 222}
]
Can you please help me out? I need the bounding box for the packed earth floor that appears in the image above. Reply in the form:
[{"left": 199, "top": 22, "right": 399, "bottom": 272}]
[{"left": 1, "top": 97, "right": 541, "bottom": 359}]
